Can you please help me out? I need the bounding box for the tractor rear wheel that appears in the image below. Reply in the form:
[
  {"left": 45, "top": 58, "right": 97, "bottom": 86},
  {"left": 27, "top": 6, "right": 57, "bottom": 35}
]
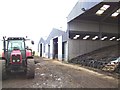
[
  {"left": 26, "top": 59, "right": 35, "bottom": 79},
  {"left": 0, "top": 60, "right": 7, "bottom": 80}
]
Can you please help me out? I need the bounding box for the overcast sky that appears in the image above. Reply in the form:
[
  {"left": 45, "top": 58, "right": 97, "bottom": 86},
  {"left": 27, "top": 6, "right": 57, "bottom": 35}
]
[{"left": 0, "top": 0, "right": 78, "bottom": 51}]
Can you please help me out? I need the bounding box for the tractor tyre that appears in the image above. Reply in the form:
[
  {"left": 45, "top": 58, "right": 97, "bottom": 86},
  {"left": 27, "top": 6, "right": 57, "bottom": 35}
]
[
  {"left": 0, "top": 60, "right": 7, "bottom": 80},
  {"left": 26, "top": 59, "right": 35, "bottom": 79}
]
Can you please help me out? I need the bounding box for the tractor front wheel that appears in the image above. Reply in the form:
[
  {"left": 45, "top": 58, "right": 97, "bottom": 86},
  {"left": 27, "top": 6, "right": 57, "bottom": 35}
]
[
  {"left": 26, "top": 59, "right": 35, "bottom": 79},
  {"left": 0, "top": 60, "right": 7, "bottom": 80}
]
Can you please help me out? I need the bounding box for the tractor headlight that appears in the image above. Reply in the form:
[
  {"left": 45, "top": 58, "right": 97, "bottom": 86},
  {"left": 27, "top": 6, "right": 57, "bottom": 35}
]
[
  {"left": 17, "top": 59, "right": 20, "bottom": 62},
  {"left": 13, "top": 60, "right": 16, "bottom": 62}
]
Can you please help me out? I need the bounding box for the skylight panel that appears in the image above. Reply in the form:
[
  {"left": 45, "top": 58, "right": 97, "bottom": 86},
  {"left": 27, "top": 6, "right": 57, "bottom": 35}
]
[
  {"left": 111, "top": 8, "right": 120, "bottom": 17},
  {"left": 96, "top": 5, "right": 110, "bottom": 15},
  {"left": 100, "top": 5, "right": 110, "bottom": 10},
  {"left": 96, "top": 10, "right": 104, "bottom": 15}
]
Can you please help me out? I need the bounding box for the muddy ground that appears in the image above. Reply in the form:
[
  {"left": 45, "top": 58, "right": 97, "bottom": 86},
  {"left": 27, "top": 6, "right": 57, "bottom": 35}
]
[{"left": 2, "top": 57, "right": 119, "bottom": 88}]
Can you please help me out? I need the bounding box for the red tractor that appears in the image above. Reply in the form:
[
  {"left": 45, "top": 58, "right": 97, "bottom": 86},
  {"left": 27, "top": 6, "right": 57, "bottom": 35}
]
[{"left": 0, "top": 37, "right": 35, "bottom": 79}]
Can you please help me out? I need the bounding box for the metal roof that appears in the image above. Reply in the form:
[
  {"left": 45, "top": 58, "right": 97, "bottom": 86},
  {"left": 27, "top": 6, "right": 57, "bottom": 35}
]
[
  {"left": 39, "top": 28, "right": 67, "bottom": 44},
  {"left": 67, "top": 0, "right": 103, "bottom": 22},
  {"left": 39, "top": 38, "right": 45, "bottom": 44},
  {"left": 67, "top": 0, "right": 120, "bottom": 23}
]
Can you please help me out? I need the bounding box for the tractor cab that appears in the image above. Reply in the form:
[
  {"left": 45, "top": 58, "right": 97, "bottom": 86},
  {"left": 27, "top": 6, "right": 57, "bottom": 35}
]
[
  {"left": 6, "top": 37, "right": 26, "bottom": 65},
  {"left": 8, "top": 38, "right": 25, "bottom": 51}
]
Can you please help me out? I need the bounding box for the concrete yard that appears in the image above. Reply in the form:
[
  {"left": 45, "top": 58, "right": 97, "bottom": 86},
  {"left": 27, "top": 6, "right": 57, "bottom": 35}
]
[{"left": 2, "top": 57, "right": 119, "bottom": 88}]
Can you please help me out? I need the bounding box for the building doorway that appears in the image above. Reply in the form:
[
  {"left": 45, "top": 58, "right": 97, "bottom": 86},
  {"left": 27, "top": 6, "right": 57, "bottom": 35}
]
[
  {"left": 40, "top": 43, "right": 42, "bottom": 57},
  {"left": 53, "top": 38, "right": 58, "bottom": 59}
]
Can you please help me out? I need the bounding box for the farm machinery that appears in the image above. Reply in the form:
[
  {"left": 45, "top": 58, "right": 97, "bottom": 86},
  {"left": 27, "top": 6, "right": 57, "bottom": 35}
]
[{"left": 0, "top": 36, "right": 35, "bottom": 79}]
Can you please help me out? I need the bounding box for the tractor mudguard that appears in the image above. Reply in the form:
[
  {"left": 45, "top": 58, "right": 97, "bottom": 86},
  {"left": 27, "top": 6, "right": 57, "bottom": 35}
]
[
  {"left": 2, "top": 52, "right": 6, "bottom": 60},
  {"left": 26, "top": 50, "right": 32, "bottom": 57}
]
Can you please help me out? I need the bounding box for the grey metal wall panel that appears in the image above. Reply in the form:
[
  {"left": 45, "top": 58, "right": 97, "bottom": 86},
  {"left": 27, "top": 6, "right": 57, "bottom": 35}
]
[
  {"left": 68, "top": 20, "right": 118, "bottom": 33},
  {"left": 68, "top": 39, "right": 118, "bottom": 60},
  {"left": 101, "top": 23, "right": 118, "bottom": 33},
  {"left": 64, "top": 41, "right": 68, "bottom": 62},
  {"left": 68, "top": 20, "right": 99, "bottom": 32},
  {"left": 62, "top": 32, "right": 68, "bottom": 42}
]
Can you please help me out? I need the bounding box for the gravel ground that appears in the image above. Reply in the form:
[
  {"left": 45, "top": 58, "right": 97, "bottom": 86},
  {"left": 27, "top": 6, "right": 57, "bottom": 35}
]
[{"left": 2, "top": 57, "right": 119, "bottom": 88}]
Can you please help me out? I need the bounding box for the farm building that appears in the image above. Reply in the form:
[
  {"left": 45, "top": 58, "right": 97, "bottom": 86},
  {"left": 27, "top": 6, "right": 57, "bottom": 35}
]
[
  {"left": 38, "top": 0, "right": 120, "bottom": 62},
  {"left": 38, "top": 28, "right": 68, "bottom": 61}
]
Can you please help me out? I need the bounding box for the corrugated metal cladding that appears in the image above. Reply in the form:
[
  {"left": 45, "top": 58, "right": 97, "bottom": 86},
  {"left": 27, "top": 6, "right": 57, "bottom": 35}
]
[{"left": 38, "top": 0, "right": 120, "bottom": 62}]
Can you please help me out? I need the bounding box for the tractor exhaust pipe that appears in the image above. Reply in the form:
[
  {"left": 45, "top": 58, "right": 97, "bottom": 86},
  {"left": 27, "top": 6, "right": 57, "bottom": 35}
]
[{"left": 3, "top": 36, "right": 6, "bottom": 54}]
